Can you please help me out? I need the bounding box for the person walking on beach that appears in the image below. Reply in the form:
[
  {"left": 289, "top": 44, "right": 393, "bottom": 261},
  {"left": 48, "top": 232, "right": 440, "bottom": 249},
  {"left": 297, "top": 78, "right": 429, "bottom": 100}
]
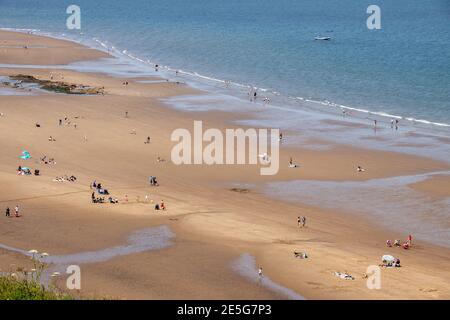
[
  {"left": 258, "top": 267, "right": 263, "bottom": 277},
  {"left": 59, "top": 119, "right": 62, "bottom": 126},
  {"left": 301, "top": 216, "right": 306, "bottom": 227},
  {"left": 145, "top": 136, "right": 151, "bottom": 144},
  {"left": 297, "top": 216, "right": 301, "bottom": 227},
  {"left": 14, "top": 205, "right": 20, "bottom": 217},
  {"left": 5, "top": 207, "right": 10, "bottom": 217}
]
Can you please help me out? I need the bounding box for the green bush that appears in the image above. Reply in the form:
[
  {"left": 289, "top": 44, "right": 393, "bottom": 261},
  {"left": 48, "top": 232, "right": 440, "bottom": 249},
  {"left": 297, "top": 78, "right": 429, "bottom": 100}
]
[{"left": 0, "top": 275, "right": 72, "bottom": 300}]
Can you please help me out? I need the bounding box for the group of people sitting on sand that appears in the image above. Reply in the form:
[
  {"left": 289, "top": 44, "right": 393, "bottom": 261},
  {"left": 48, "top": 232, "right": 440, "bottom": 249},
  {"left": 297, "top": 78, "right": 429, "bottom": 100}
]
[
  {"left": 40, "top": 156, "right": 56, "bottom": 165},
  {"left": 54, "top": 175, "right": 77, "bottom": 182},
  {"left": 91, "top": 181, "right": 117, "bottom": 204},
  {"left": 386, "top": 234, "right": 412, "bottom": 250},
  {"left": 17, "top": 166, "right": 40, "bottom": 176},
  {"left": 91, "top": 180, "right": 110, "bottom": 194},
  {"left": 92, "top": 192, "right": 115, "bottom": 204},
  {"left": 380, "top": 257, "right": 401, "bottom": 268},
  {"left": 92, "top": 194, "right": 106, "bottom": 203},
  {"left": 154, "top": 200, "right": 166, "bottom": 211},
  {"left": 108, "top": 197, "right": 119, "bottom": 204}
]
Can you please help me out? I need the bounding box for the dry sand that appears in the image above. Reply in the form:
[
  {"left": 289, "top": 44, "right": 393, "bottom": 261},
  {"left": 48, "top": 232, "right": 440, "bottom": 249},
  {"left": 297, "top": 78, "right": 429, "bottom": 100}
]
[{"left": 0, "top": 30, "right": 449, "bottom": 300}]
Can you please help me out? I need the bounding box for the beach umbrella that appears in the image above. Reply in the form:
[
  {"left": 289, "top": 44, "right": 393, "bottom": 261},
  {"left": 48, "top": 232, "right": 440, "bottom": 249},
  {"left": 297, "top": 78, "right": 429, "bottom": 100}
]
[{"left": 20, "top": 150, "right": 31, "bottom": 159}]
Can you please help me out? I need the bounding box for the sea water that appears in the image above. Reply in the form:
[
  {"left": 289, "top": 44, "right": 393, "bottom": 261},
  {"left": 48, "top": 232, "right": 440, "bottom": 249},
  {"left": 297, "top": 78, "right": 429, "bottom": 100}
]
[{"left": 0, "top": 0, "right": 449, "bottom": 126}]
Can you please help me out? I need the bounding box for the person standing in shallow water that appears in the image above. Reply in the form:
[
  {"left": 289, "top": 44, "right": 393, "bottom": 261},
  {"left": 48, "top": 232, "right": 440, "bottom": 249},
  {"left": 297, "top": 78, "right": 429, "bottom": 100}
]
[{"left": 5, "top": 207, "right": 10, "bottom": 217}]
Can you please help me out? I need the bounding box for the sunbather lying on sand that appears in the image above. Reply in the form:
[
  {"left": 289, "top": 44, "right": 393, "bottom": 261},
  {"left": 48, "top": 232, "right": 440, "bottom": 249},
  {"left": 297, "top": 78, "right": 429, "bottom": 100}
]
[
  {"left": 334, "top": 272, "right": 354, "bottom": 280},
  {"left": 53, "top": 175, "right": 77, "bottom": 182},
  {"left": 294, "top": 251, "right": 308, "bottom": 259},
  {"left": 289, "top": 157, "right": 299, "bottom": 168},
  {"left": 17, "top": 167, "right": 32, "bottom": 175},
  {"left": 108, "top": 197, "right": 119, "bottom": 204},
  {"left": 40, "top": 156, "right": 56, "bottom": 165}
]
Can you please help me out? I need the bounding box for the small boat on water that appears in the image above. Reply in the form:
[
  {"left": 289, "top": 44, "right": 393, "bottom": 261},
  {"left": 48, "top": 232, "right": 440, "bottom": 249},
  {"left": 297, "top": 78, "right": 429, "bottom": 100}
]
[{"left": 314, "top": 36, "right": 331, "bottom": 41}]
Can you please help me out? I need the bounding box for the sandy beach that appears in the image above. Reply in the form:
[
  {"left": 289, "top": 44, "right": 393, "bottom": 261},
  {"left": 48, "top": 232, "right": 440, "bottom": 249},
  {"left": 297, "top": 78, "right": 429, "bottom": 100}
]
[{"left": 0, "top": 30, "right": 449, "bottom": 300}]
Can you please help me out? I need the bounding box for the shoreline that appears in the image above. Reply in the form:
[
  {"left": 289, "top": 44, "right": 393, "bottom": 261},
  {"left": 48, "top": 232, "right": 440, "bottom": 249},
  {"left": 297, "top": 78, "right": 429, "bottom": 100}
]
[
  {"left": 3, "top": 28, "right": 450, "bottom": 132},
  {"left": 0, "top": 29, "right": 449, "bottom": 299}
]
